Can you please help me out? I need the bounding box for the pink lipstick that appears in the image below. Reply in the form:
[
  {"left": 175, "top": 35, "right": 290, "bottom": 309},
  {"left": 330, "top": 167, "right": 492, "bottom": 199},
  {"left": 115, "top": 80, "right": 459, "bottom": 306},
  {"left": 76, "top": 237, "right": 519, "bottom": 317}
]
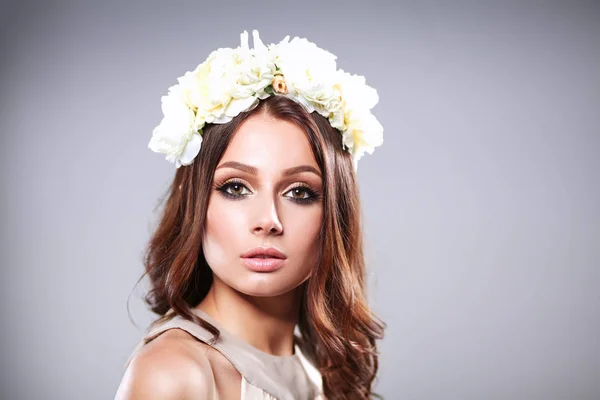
[{"left": 240, "top": 247, "right": 287, "bottom": 272}]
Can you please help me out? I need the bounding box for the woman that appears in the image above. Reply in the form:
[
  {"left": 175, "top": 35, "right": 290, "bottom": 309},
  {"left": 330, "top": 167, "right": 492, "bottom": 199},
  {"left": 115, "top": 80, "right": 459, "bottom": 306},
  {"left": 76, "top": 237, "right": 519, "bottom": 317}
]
[{"left": 115, "top": 30, "right": 386, "bottom": 399}]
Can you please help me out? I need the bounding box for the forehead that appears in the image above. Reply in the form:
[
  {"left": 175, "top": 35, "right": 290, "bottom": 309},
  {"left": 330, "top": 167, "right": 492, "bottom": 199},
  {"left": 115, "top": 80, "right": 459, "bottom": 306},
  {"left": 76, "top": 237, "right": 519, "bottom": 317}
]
[{"left": 218, "top": 113, "right": 320, "bottom": 173}]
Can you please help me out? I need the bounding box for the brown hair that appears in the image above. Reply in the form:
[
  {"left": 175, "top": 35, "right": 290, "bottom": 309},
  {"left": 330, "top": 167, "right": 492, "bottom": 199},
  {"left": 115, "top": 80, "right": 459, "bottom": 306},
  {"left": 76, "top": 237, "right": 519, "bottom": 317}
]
[{"left": 136, "top": 95, "right": 386, "bottom": 398}]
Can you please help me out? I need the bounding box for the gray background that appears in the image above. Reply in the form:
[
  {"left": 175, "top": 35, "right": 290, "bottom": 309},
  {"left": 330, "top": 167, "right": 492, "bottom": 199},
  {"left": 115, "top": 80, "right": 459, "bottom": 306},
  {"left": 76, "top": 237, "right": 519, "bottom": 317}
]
[{"left": 1, "top": 0, "right": 599, "bottom": 399}]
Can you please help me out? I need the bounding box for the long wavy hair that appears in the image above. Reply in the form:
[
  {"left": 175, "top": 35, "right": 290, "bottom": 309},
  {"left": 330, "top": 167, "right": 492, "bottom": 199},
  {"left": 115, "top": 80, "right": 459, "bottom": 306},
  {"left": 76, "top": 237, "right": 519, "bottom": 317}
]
[{"left": 136, "top": 95, "right": 386, "bottom": 398}]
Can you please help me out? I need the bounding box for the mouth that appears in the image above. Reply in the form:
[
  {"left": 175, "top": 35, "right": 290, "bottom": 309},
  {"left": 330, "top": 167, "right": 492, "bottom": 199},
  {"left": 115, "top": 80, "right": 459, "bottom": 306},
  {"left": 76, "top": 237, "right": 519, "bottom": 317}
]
[
  {"left": 240, "top": 247, "right": 287, "bottom": 272},
  {"left": 240, "top": 247, "right": 287, "bottom": 260},
  {"left": 240, "top": 256, "right": 286, "bottom": 272}
]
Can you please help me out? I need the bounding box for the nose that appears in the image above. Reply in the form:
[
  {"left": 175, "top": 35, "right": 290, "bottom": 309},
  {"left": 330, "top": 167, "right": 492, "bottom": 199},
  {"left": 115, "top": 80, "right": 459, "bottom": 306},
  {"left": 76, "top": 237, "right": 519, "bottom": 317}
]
[{"left": 251, "top": 193, "right": 283, "bottom": 236}]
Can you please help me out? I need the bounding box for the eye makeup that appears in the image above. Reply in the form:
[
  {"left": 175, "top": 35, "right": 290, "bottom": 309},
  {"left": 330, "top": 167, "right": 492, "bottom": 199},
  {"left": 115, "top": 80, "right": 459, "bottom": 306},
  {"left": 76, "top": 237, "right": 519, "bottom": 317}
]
[{"left": 214, "top": 178, "right": 322, "bottom": 205}]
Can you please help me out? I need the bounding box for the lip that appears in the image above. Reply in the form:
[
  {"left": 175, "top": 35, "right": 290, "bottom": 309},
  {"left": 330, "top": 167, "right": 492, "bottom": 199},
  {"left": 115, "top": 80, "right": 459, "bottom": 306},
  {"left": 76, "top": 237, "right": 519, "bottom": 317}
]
[
  {"left": 241, "top": 247, "right": 287, "bottom": 259},
  {"left": 240, "top": 257, "right": 286, "bottom": 272},
  {"left": 240, "top": 247, "right": 287, "bottom": 273}
]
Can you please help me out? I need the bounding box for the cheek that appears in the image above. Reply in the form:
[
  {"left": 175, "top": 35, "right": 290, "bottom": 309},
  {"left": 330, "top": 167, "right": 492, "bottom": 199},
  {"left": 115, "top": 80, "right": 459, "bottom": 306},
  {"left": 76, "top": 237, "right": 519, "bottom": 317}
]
[
  {"left": 203, "top": 197, "right": 243, "bottom": 264},
  {"left": 288, "top": 206, "right": 323, "bottom": 263}
]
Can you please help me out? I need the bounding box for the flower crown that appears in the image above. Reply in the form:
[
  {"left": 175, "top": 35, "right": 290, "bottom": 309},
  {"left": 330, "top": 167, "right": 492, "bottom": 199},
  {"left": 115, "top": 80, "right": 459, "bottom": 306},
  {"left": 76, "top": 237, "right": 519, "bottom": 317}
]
[{"left": 148, "top": 30, "right": 383, "bottom": 170}]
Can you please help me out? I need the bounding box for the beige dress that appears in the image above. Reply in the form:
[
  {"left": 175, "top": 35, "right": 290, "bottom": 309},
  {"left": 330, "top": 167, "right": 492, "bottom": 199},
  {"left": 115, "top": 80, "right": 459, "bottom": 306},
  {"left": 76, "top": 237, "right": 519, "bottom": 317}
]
[{"left": 125, "top": 308, "right": 324, "bottom": 399}]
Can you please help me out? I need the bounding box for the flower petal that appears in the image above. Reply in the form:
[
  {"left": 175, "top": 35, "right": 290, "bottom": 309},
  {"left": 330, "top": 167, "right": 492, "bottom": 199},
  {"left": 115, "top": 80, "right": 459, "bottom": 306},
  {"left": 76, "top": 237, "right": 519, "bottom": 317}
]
[
  {"left": 252, "top": 29, "right": 267, "bottom": 53},
  {"left": 179, "top": 133, "right": 203, "bottom": 166},
  {"left": 224, "top": 96, "right": 258, "bottom": 117},
  {"left": 240, "top": 30, "right": 249, "bottom": 51}
]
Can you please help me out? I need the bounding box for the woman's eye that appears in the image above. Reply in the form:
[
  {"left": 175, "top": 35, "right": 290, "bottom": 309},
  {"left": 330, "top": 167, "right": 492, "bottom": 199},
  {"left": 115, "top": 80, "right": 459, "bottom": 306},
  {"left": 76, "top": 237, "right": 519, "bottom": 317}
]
[
  {"left": 221, "top": 182, "right": 251, "bottom": 197},
  {"left": 285, "top": 187, "right": 311, "bottom": 200}
]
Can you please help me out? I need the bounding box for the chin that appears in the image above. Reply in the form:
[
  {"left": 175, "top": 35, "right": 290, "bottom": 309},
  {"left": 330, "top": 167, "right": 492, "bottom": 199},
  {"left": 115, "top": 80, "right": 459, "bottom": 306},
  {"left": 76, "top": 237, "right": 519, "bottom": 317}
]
[{"left": 231, "top": 273, "right": 311, "bottom": 298}]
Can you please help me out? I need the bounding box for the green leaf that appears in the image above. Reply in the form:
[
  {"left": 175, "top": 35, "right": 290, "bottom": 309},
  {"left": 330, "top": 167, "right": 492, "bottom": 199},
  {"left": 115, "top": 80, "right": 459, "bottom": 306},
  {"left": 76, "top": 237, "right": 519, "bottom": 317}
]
[{"left": 264, "top": 85, "right": 274, "bottom": 95}]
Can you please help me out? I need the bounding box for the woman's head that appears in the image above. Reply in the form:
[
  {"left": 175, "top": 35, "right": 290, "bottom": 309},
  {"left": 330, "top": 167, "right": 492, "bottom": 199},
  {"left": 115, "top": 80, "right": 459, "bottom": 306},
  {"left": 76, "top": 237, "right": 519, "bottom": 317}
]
[
  {"left": 203, "top": 100, "right": 324, "bottom": 297},
  {"left": 141, "top": 95, "right": 385, "bottom": 397}
]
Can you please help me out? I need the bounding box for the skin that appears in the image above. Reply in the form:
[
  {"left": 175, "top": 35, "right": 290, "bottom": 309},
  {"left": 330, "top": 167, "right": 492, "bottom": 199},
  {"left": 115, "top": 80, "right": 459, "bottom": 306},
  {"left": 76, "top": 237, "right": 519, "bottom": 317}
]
[{"left": 115, "top": 111, "right": 324, "bottom": 399}]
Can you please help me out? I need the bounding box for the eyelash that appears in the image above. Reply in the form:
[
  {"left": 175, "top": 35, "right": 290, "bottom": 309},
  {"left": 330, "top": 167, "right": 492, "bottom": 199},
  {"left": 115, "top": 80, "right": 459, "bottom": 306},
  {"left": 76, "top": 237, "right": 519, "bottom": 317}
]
[{"left": 215, "top": 179, "right": 321, "bottom": 205}]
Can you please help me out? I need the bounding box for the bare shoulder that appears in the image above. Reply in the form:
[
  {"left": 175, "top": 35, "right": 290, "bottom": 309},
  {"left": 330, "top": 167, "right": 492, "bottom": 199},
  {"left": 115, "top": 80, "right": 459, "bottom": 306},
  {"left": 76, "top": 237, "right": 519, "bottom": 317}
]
[{"left": 115, "top": 329, "right": 217, "bottom": 400}]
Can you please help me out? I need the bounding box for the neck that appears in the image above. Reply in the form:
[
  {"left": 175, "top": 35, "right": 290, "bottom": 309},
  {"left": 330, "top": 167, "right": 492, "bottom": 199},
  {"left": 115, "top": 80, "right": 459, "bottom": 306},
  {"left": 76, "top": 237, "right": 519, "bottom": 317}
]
[{"left": 195, "top": 276, "right": 304, "bottom": 356}]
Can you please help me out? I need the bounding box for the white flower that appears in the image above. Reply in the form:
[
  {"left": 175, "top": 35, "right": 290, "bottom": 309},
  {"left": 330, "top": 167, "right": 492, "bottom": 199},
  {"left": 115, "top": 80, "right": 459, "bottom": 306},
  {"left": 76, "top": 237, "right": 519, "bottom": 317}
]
[
  {"left": 148, "top": 86, "right": 201, "bottom": 167},
  {"left": 300, "top": 83, "right": 343, "bottom": 119},
  {"left": 193, "top": 31, "right": 274, "bottom": 125},
  {"left": 272, "top": 35, "right": 338, "bottom": 99},
  {"left": 336, "top": 70, "right": 378, "bottom": 110},
  {"left": 341, "top": 109, "right": 383, "bottom": 165},
  {"left": 193, "top": 48, "right": 237, "bottom": 123},
  {"left": 231, "top": 30, "right": 275, "bottom": 99}
]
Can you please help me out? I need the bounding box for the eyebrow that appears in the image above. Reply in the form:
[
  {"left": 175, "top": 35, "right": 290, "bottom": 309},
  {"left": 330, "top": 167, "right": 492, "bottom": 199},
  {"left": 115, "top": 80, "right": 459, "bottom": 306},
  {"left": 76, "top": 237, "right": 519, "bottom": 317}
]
[{"left": 216, "top": 161, "right": 322, "bottom": 178}]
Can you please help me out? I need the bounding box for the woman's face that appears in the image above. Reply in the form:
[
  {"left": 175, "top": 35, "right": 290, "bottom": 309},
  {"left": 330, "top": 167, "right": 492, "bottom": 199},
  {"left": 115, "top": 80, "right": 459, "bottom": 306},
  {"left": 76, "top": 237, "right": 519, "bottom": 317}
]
[{"left": 202, "top": 112, "right": 323, "bottom": 297}]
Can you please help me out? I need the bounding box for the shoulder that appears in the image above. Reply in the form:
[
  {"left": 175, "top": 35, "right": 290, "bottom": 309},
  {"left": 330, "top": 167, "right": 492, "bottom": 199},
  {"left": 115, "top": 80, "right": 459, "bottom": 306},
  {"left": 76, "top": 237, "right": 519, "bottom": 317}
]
[{"left": 115, "top": 329, "right": 217, "bottom": 399}]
